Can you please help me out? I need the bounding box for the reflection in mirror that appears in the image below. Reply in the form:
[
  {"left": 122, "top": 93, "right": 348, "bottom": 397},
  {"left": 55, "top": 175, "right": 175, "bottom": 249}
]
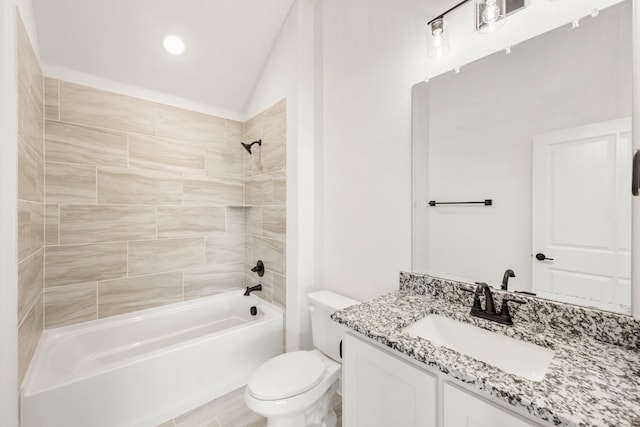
[{"left": 412, "top": 0, "right": 632, "bottom": 314}]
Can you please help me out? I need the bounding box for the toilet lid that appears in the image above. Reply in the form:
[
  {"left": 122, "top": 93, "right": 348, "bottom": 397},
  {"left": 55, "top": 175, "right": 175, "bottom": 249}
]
[{"left": 248, "top": 351, "right": 326, "bottom": 400}]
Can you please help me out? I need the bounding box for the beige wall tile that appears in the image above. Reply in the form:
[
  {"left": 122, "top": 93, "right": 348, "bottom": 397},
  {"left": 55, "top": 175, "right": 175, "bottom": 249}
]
[
  {"left": 244, "top": 207, "right": 262, "bottom": 237},
  {"left": 262, "top": 206, "right": 286, "bottom": 241},
  {"left": 272, "top": 172, "right": 286, "bottom": 205},
  {"left": 18, "top": 292, "right": 42, "bottom": 385},
  {"left": 44, "top": 77, "right": 59, "bottom": 120},
  {"left": 183, "top": 176, "right": 242, "bottom": 206},
  {"left": 226, "top": 120, "right": 243, "bottom": 148},
  {"left": 44, "top": 283, "right": 97, "bottom": 328},
  {"left": 45, "top": 162, "right": 96, "bottom": 204},
  {"left": 129, "top": 133, "right": 205, "bottom": 174},
  {"left": 245, "top": 174, "right": 272, "bottom": 206},
  {"left": 205, "top": 233, "right": 243, "bottom": 266},
  {"left": 253, "top": 135, "right": 285, "bottom": 175},
  {"left": 45, "top": 204, "right": 59, "bottom": 245},
  {"left": 157, "top": 104, "right": 225, "bottom": 145},
  {"left": 98, "top": 272, "right": 183, "bottom": 318},
  {"left": 225, "top": 207, "right": 244, "bottom": 234},
  {"left": 18, "top": 140, "right": 44, "bottom": 203},
  {"left": 157, "top": 206, "right": 225, "bottom": 239},
  {"left": 18, "top": 201, "right": 43, "bottom": 261},
  {"left": 59, "top": 81, "right": 156, "bottom": 134},
  {"left": 30, "top": 202, "right": 44, "bottom": 253},
  {"left": 59, "top": 205, "right": 156, "bottom": 244},
  {"left": 98, "top": 167, "right": 182, "bottom": 205},
  {"left": 272, "top": 273, "right": 286, "bottom": 310},
  {"left": 128, "top": 238, "right": 205, "bottom": 277},
  {"left": 16, "top": 13, "right": 43, "bottom": 112},
  {"left": 244, "top": 115, "right": 261, "bottom": 145},
  {"left": 45, "top": 242, "right": 127, "bottom": 287},
  {"left": 18, "top": 200, "right": 30, "bottom": 260},
  {"left": 21, "top": 88, "right": 44, "bottom": 158},
  {"left": 252, "top": 237, "right": 285, "bottom": 276},
  {"left": 183, "top": 265, "right": 243, "bottom": 300},
  {"left": 45, "top": 120, "right": 128, "bottom": 167},
  {"left": 18, "top": 249, "right": 43, "bottom": 324},
  {"left": 205, "top": 146, "right": 242, "bottom": 179}
]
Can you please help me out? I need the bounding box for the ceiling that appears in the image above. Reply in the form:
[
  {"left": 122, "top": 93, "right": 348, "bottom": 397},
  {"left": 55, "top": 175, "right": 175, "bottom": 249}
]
[{"left": 33, "top": 0, "right": 295, "bottom": 115}]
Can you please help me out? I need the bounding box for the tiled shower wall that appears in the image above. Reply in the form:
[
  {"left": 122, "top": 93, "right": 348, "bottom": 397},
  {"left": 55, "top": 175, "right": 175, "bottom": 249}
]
[
  {"left": 243, "top": 100, "right": 287, "bottom": 310},
  {"left": 16, "top": 13, "right": 45, "bottom": 384},
  {"left": 42, "top": 79, "right": 246, "bottom": 328}
]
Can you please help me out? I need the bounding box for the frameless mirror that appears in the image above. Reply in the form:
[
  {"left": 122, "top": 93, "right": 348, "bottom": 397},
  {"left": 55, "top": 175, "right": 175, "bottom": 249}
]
[{"left": 412, "top": 0, "right": 633, "bottom": 314}]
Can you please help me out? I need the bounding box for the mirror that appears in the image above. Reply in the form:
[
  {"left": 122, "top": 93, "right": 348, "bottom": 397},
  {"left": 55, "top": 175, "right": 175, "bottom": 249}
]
[{"left": 412, "top": 0, "right": 633, "bottom": 314}]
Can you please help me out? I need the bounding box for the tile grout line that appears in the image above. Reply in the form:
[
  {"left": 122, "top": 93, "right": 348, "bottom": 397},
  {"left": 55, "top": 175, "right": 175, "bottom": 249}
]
[{"left": 56, "top": 79, "right": 60, "bottom": 121}]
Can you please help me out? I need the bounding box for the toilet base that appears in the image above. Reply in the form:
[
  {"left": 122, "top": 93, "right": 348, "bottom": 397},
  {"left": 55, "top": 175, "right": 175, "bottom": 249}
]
[
  {"left": 246, "top": 350, "right": 341, "bottom": 427},
  {"left": 264, "top": 381, "right": 338, "bottom": 427}
]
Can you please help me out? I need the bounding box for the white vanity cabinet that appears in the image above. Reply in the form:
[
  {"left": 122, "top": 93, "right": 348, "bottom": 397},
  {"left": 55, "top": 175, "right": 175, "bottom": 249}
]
[
  {"left": 343, "top": 333, "right": 542, "bottom": 427},
  {"left": 342, "top": 332, "right": 437, "bottom": 427},
  {"left": 443, "top": 383, "right": 536, "bottom": 427}
]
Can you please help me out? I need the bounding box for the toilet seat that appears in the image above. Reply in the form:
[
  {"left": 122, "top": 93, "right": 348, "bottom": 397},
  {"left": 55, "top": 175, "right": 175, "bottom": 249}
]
[{"left": 247, "top": 351, "right": 326, "bottom": 401}]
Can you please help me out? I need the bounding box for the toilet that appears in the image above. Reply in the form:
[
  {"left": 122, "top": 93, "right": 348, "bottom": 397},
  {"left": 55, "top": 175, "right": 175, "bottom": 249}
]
[{"left": 245, "top": 291, "right": 359, "bottom": 427}]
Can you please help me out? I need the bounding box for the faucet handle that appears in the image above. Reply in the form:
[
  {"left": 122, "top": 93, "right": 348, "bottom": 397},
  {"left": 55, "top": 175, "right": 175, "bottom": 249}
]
[
  {"left": 462, "top": 286, "right": 483, "bottom": 312},
  {"left": 499, "top": 297, "right": 525, "bottom": 324}
]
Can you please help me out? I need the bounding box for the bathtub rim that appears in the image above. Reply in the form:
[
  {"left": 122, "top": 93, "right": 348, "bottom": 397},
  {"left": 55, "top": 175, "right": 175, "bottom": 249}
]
[{"left": 22, "top": 290, "right": 283, "bottom": 397}]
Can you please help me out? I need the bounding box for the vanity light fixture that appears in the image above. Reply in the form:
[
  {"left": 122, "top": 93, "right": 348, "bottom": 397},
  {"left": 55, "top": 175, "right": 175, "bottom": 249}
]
[
  {"left": 427, "top": 18, "right": 451, "bottom": 59},
  {"left": 163, "top": 34, "right": 185, "bottom": 56},
  {"left": 427, "top": 0, "right": 516, "bottom": 59},
  {"left": 476, "top": 0, "right": 506, "bottom": 34}
]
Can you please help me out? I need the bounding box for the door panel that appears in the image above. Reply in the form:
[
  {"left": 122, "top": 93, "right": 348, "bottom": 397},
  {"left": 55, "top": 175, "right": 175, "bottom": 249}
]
[{"left": 532, "top": 118, "right": 632, "bottom": 314}]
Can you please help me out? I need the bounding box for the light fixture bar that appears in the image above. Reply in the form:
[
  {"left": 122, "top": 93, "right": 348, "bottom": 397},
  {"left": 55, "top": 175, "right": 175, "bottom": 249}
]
[{"left": 427, "top": 0, "right": 471, "bottom": 25}]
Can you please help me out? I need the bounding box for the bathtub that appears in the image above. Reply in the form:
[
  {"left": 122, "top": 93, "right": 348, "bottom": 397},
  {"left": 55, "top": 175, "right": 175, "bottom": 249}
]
[{"left": 21, "top": 291, "right": 283, "bottom": 427}]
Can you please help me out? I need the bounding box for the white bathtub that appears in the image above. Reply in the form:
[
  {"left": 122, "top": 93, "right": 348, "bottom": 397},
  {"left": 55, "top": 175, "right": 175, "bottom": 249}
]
[{"left": 21, "top": 291, "right": 283, "bottom": 427}]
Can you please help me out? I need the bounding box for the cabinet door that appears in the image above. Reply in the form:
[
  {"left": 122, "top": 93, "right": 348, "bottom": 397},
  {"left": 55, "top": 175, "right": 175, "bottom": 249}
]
[
  {"left": 444, "top": 383, "right": 537, "bottom": 427},
  {"left": 343, "top": 333, "right": 436, "bottom": 427}
]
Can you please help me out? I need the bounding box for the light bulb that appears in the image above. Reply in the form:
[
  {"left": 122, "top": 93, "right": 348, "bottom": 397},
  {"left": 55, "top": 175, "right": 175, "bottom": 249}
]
[
  {"left": 476, "top": 0, "right": 506, "bottom": 34},
  {"left": 427, "top": 18, "right": 450, "bottom": 59},
  {"left": 482, "top": 0, "right": 500, "bottom": 24}
]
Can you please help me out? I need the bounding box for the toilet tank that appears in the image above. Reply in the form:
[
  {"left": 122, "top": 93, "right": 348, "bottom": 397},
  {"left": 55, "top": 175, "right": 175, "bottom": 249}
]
[{"left": 308, "top": 291, "right": 360, "bottom": 363}]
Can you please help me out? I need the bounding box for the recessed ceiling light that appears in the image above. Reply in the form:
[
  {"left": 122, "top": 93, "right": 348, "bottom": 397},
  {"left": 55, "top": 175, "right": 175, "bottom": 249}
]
[{"left": 163, "top": 35, "right": 185, "bottom": 56}]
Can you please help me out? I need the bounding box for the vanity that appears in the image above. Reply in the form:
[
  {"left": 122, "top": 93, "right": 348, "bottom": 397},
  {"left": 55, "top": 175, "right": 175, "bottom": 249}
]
[{"left": 334, "top": 273, "right": 640, "bottom": 427}]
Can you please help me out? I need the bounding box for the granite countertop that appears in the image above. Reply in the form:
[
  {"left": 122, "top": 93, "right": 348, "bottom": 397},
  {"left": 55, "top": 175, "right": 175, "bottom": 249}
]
[{"left": 332, "top": 287, "right": 640, "bottom": 427}]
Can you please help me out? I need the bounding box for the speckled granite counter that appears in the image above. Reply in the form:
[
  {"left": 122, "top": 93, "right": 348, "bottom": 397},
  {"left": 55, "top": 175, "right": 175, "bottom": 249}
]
[{"left": 332, "top": 273, "right": 640, "bottom": 427}]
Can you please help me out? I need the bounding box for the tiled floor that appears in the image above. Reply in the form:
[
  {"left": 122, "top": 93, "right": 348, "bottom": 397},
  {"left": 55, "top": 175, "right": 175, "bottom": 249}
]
[{"left": 156, "top": 387, "right": 343, "bottom": 427}]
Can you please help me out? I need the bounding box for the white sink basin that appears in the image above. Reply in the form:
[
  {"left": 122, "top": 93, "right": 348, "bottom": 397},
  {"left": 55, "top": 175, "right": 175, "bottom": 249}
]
[{"left": 402, "top": 314, "right": 554, "bottom": 381}]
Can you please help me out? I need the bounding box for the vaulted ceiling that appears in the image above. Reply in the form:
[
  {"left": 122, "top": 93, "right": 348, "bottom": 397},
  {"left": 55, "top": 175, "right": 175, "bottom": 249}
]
[{"left": 33, "top": 0, "right": 295, "bottom": 115}]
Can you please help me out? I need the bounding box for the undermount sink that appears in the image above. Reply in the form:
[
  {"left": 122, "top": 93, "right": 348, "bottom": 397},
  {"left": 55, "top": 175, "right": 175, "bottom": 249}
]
[{"left": 402, "top": 314, "right": 554, "bottom": 381}]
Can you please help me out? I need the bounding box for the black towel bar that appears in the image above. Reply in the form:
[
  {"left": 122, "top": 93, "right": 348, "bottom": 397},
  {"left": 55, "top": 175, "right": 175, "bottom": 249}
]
[{"left": 428, "top": 199, "right": 492, "bottom": 207}]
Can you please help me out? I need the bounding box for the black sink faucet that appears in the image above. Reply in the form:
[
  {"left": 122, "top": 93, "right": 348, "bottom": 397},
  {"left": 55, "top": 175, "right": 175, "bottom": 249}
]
[
  {"left": 463, "top": 282, "right": 525, "bottom": 326},
  {"left": 501, "top": 269, "right": 516, "bottom": 290},
  {"left": 474, "top": 282, "right": 496, "bottom": 315},
  {"left": 244, "top": 284, "right": 262, "bottom": 296}
]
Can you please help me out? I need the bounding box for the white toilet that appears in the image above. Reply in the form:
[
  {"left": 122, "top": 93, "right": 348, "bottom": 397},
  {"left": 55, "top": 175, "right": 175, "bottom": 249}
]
[{"left": 245, "top": 291, "right": 359, "bottom": 427}]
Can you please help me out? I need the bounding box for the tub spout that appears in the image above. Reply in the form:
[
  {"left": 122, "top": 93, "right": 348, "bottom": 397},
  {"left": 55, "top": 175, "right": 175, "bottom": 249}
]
[{"left": 244, "top": 284, "right": 262, "bottom": 296}]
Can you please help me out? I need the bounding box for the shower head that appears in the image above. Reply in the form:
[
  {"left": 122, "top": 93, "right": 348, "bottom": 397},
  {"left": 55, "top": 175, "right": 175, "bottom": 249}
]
[{"left": 241, "top": 140, "right": 262, "bottom": 154}]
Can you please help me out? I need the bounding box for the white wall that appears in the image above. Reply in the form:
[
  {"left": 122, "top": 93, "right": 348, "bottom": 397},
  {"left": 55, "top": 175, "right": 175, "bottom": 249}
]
[
  {"left": 1, "top": 2, "right": 37, "bottom": 424},
  {"left": 319, "top": 0, "right": 427, "bottom": 301},
  {"left": 243, "top": 0, "right": 320, "bottom": 351}
]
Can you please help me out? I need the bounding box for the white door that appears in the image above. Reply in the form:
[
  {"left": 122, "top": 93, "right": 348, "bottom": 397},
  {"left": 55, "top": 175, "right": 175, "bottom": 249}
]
[{"left": 532, "top": 118, "right": 632, "bottom": 314}]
